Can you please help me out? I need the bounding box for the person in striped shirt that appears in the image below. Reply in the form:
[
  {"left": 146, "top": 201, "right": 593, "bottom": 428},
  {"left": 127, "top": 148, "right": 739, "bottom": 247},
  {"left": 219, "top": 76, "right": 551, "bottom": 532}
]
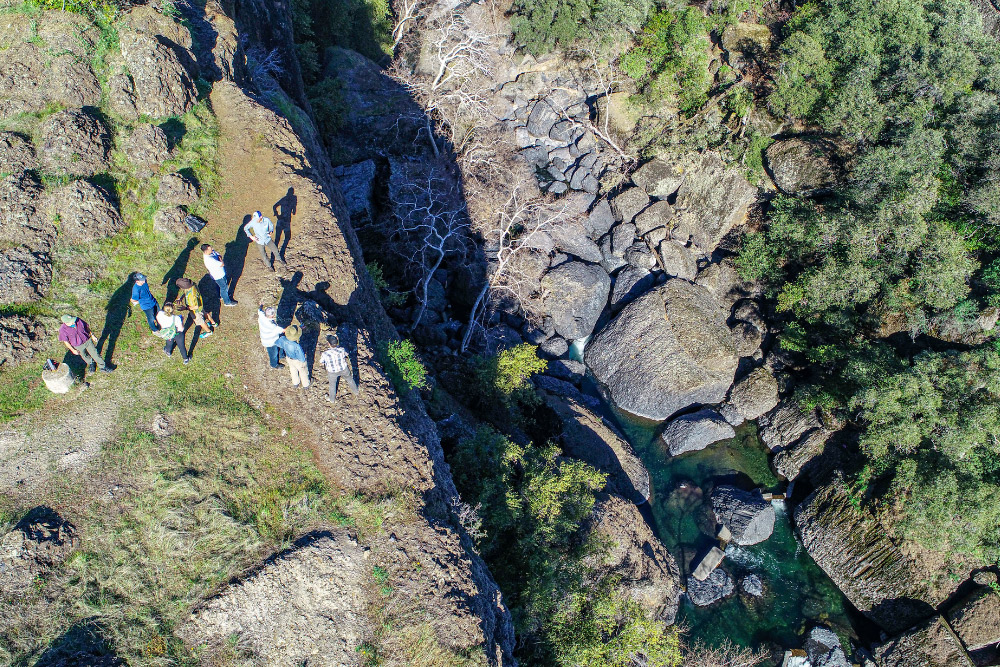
[{"left": 320, "top": 334, "right": 359, "bottom": 403}]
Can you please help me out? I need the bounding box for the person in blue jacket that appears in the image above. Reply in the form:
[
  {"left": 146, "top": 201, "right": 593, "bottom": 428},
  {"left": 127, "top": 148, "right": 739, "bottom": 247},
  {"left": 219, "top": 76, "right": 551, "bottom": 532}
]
[{"left": 130, "top": 272, "right": 160, "bottom": 332}]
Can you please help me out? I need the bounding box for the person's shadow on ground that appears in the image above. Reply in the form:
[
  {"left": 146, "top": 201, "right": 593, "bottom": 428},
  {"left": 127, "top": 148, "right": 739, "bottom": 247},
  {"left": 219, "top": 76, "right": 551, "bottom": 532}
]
[
  {"left": 277, "top": 271, "right": 304, "bottom": 326},
  {"left": 96, "top": 277, "right": 133, "bottom": 365},
  {"left": 273, "top": 187, "right": 296, "bottom": 255},
  {"left": 225, "top": 215, "right": 252, "bottom": 298},
  {"left": 163, "top": 238, "right": 199, "bottom": 303},
  {"left": 199, "top": 274, "right": 221, "bottom": 324}
]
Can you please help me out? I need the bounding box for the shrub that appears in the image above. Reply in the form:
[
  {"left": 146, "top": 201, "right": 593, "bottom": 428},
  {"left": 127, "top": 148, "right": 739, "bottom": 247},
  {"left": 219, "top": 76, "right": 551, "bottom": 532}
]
[
  {"left": 510, "top": 0, "right": 592, "bottom": 55},
  {"left": 379, "top": 339, "right": 428, "bottom": 392}
]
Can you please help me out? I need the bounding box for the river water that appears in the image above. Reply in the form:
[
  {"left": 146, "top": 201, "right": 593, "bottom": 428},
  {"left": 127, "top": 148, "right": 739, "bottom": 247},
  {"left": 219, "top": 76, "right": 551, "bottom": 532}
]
[{"left": 609, "top": 407, "right": 855, "bottom": 652}]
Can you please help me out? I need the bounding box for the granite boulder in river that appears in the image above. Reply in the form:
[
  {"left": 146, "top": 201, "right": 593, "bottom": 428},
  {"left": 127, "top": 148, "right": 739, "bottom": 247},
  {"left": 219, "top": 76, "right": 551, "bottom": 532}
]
[
  {"left": 585, "top": 281, "right": 739, "bottom": 421},
  {"left": 710, "top": 485, "right": 775, "bottom": 545}
]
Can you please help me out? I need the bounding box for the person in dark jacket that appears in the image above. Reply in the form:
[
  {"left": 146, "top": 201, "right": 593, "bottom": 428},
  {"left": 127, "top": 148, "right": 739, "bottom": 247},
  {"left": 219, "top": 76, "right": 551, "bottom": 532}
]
[{"left": 130, "top": 273, "right": 159, "bottom": 332}]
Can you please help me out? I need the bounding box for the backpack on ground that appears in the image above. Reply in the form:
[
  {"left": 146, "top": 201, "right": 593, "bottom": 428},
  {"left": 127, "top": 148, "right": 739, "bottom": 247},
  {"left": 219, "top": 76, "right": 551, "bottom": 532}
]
[{"left": 184, "top": 215, "right": 207, "bottom": 233}]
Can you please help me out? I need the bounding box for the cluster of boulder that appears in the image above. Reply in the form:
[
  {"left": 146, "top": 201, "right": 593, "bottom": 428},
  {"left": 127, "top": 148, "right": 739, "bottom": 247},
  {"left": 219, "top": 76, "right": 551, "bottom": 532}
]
[{"left": 0, "top": 5, "right": 204, "bottom": 369}]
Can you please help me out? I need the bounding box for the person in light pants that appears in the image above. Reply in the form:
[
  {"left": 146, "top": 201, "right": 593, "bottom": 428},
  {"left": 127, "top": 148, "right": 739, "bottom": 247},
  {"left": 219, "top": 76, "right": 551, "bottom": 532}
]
[{"left": 280, "top": 325, "right": 310, "bottom": 389}]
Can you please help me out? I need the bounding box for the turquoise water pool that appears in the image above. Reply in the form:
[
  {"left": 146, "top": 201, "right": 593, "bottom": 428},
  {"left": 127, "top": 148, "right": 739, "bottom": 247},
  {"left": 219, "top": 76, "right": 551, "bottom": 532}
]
[{"left": 610, "top": 408, "right": 854, "bottom": 652}]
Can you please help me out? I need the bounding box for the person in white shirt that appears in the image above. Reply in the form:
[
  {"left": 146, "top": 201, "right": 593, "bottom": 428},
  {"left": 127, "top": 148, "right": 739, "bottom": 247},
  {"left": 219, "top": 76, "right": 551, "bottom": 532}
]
[
  {"left": 201, "top": 244, "right": 236, "bottom": 306},
  {"left": 320, "top": 334, "right": 359, "bottom": 404},
  {"left": 258, "top": 305, "right": 285, "bottom": 368},
  {"left": 155, "top": 302, "right": 190, "bottom": 364},
  {"left": 243, "top": 211, "right": 287, "bottom": 271}
]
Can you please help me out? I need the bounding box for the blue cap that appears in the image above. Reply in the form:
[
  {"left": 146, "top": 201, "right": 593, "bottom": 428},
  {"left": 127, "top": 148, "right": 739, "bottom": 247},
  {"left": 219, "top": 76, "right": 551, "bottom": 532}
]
[{"left": 134, "top": 273, "right": 147, "bottom": 283}]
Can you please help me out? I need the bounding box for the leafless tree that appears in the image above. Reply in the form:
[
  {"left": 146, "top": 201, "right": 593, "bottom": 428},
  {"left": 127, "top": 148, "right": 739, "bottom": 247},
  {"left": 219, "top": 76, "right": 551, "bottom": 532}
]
[
  {"left": 391, "top": 0, "right": 422, "bottom": 49},
  {"left": 389, "top": 165, "right": 471, "bottom": 330},
  {"left": 681, "top": 640, "right": 768, "bottom": 667},
  {"left": 459, "top": 180, "right": 573, "bottom": 352}
]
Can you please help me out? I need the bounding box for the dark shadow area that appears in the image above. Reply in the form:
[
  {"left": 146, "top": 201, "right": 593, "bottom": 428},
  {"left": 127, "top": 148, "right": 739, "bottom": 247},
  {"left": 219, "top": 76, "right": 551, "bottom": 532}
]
[
  {"left": 162, "top": 237, "right": 199, "bottom": 303},
  {"left": 159, "top": 118, "right": 186, "bottom": 150},
  {"left": 198, "top": 273, "right": 221, "bottom": 324},
  {"left": 35, "top": 619, "right": 122, "bottom": 667},
  {"left": 96, "top": 279, "right": 131, "bottom": 365},
  {"left": 224, "top": 215, "right": 253, "bottom": 298},
  {"left": 277, "top": 271, "right": 304, "bottom": 326},
  {"left": 273, "top": 187, "right": 296, "bottom": 255}
]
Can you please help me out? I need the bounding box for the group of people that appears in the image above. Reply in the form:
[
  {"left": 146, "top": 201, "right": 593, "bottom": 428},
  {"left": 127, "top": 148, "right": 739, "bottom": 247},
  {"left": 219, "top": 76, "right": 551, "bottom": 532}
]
[
  {"left": 55, "top": 210, "right": 361, "bottom": 404},
  {"left": 257, "top": 306, "right": 359, "bottom": 403}
]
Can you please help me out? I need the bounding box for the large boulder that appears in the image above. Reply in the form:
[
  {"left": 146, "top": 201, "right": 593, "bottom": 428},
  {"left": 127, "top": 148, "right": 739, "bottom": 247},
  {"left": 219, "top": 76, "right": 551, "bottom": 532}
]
[
  {"left": 610, "top": 187, "right": 649, "bottom": 224},
  {"left": 585, "top": 199, "right": 615, "bottom": 238},
  {"left": 765, "top": 138, "right": 839, "bottom": 195},
  {"left": 541, "top": 261, "right": 611, "bottom": 340},
  {"left": 945, "top": 586, "right": 1000, "bottom": 651},
  {"left": 794, "top": 481, "right": 943, "bottom": 634},
  {"left": 0, "top": 132, "right": 36, "bottom": 174},
  {"left": 686, "top": 567, "right": 734, "bottom": 607},
  {"left": 0, "top": 246, "right": 51, "bottom": 304},
  {"left": 332, "top": 160, "right": 376, "bottom": 221},
  {"left": 156, "top": 172, "right": 199, "bottom": 205},
  {"left": 660, "top": 409, "right": 735, "bottom": 456},
  {"left": 118, "top": 27, "right": 198, "bottom": 119},
  {"left": 672, "top": 151, "right": 756, "bottom": 253},
  {"left": 610, "top": 265, "right": 654, "bottom": 310},
  {"left": 658, "top": 240, "right": 697, "bottom": 280},
  {"left": 546, "top": 394, "right": 650, "bottom": 504},
  {"left": 122, "top": 124, "right": 169, "bottom": 176},
  {"left": 729, "top": 367, "right": 779, "bottom": 421},
  {"left": 633, "top": 200, "right": 672, "bottom": 236},
  {"left": 632, "top": 157, "right": 687, "bottom": 198},
  {"left": 0, "top": 314, "right": 46, "bottom": 368},
  {"left": 710, "top": 485, "right": 775, "bottom": 545},
  {"left": 0, "top": 171, "right": 54, "bottom": 248},
  {"left": 585, "top": 281, "right": 739, "bottom": 421},
  {"left": 869, "top": 617, "right": 974, "bottom": 667},
  {"left": 549, "top": 218, "right": 604, "bottom": 263},
  {"left": 39, "top": 110, "right": 111, "bottom": 177},
  {"left": 584, "top": 493, "right": 682, "bottom": 622},
  {"left": 46, "top": 180, "right": 124, "bottom": 245},
  {"left": 760, "top": 400, "right": 832, "bottom": 480},
  {"left": 804, "top": 627, "right": 850, "bottom": 667}
]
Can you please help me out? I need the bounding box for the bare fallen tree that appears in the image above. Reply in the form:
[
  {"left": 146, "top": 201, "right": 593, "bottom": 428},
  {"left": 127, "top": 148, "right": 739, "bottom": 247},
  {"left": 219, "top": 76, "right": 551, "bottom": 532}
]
[
  {"left": 680, "top": 640, "right": 768, "bottom": 667},
  {"left": 388, "top": 163, "right": 471, "bottom": 330}
]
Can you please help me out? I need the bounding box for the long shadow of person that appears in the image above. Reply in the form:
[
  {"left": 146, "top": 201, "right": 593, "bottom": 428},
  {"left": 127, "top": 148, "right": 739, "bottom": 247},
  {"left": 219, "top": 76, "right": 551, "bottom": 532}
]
[
  {"left": 96, "top": 277, "right": 132, "bottom": 365},
  {"left": 273, "top": 187, "right": 296, "bottom": 255},
  {"left": 198, "top": 273, "right": 221, "bottom": 325},
  {"left": 162, "top": 238, "right": 199, "bottom": 303},
  {"left": 225, "top": 214, "right": 252, "bottom": 298},
  {"left": 277, "top": 271, "right": 304, "bottom": 326}
]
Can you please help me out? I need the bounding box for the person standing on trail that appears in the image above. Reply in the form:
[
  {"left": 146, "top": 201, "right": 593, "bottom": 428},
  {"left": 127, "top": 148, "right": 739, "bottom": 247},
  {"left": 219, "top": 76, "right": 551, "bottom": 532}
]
[
  {"left": 129, "top": 273, "right": 159, "bottom": 332},
  {"left": 175, "top": 278, "right": 216, "bottom": 339},
  {"left": 155, "top": 302, "right": 190, "bottom": 364},
  {"left": 258, "top": 305, "right": 285, "bottom": 369},
  {"left": 244, "top": 211, "right": 287, "bottom": 272},
  {"left": 201, "top": 244, "right": 237, "bottom": 307},
  {"left": 320, "top": 334, "right": 358, "bottom": 404},
  {"left": 58, "top": 315, "right": 113, "bottom": 374},
  {"left": 280, "top": 324, "right": 310, "bottom": 389}
]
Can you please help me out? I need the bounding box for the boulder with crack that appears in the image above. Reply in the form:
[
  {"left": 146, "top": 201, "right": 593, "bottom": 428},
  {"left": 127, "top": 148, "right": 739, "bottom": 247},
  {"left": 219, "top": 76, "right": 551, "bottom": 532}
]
[
  {"left": 686, "top": 567, "right": 734, "bottom": 607},
  {"left": 765, "top": 137, "right": 839, "bottom": 195},
  {"left": 586, "top": 280, "right": 739, "bottom": 421},
  {"left": 672, "top": 151, "right": 756, "bottom": 253},
  {"left": 710, "top": 485, "right": 775, "bottom": 545},
  {"left": 868, "top": 616, "right": 974, "bottom": 667}
]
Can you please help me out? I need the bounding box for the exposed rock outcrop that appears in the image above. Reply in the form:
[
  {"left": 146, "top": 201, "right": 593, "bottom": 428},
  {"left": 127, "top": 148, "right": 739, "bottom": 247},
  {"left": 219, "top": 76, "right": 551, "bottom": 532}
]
[
  {"left": 546, "top": 394, "right": 650, "bottom": 504},
  {"left": 760, "top": 400, "right": 832, "bottom": 480},
  {"left": 765, "top": 137, "right": 839, "bottom": 195},
  {"left": 46, "top": 180, "right": 124, "bottom": 245},
  {"left": 0, "top": 132, "right": 36, "bottom": 174},
  {"left": 118, "top": 14, "right": 198, "bottom": 119},
  {"left": 540, "top": 261, "right": 610, "bottom": 340},
  {"left": 157, "top": 172, "right": 200, "bottom": 205},
  {"left": 670, "top": 151, "right": 756, "bottom": 253},
  {"left": 0, "top": 171, "right": 53, "bottom": 248},
  {"left": 585, "top": 493, "right": 682, "bottom": 623},
  {"left": 123, "top": 124, "right": 170, "bottom": 176},
  {"left": 710, "top": 485, "right": 775, "bottom": 545},
  {"left": 39, "top": 110, "right": 111, "bottom": 177},
  {"left": 586, "top": 281, "right": 739, "bottom": 421},
  {"left": 868, "top": 617, "right": 974, "bottom": 667},
  {"left": 0, "top": 27, "right": 101, "bottom": 118},
  {"left": 0, "top": 507, "right": 79, "bottom": 594},
  {"left": 945, "top": 586, "right": 1000, "bottom": 651},
  {"left": 659, "top": 408, "right": 735, "bottom": 456},
  {"left": 0, "top": 247, "right": 51, "bottom": 304},
  {"left": 179, "top": 531, "right": 369, "bottom": 666},
  {"left": 794, "top": 481, "right": 939, "bottom": 634},
  {"left": 728, "top": 367, "right": 779, "bottom": 421},
  {"left": 0, "top": 315, "right": 46, "bottom": 367},
  {"left": 804, "top": 626, "right": 851, "bottom": 667}
]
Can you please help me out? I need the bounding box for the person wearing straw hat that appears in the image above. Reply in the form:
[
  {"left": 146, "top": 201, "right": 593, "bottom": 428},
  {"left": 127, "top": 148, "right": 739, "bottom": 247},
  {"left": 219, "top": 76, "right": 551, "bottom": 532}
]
[
  {"left": 129, "top": 272, "right": 159, "bottom": 332},
  {"left": 58, "top": 314, "right": 113, "bottom": 374},
  {"left": 281, "top": 324, "right": 310, "bottom": 389}
]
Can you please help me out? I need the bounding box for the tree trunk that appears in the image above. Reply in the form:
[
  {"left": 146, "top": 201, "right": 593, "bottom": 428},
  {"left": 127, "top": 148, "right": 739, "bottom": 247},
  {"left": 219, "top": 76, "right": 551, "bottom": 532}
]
[{"left": 460, "top": 282, "right": 490, "bottom": 352}]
